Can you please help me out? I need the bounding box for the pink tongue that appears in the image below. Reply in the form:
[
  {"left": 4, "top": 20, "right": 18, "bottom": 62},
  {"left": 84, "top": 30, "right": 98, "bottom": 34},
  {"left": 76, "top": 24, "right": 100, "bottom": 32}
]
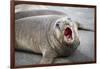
[{"left": 64, "top": 28, "right": 72, "bottom": 38}]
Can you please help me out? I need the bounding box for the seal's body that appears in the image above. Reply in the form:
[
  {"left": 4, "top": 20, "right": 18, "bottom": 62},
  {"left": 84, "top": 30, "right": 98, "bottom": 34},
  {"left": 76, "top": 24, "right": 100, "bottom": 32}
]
[{"left": 15, "top": 15, "right": 80, "bottom": 64}]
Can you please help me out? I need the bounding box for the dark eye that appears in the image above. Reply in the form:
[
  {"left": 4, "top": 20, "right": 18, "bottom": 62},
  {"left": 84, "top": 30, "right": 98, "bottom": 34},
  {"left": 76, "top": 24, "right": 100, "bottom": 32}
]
[
  {"left": 68, "top": 18, "right": 71, "bottom": 20},
  {"left": 68, "top": 18, "right": 72, "bottom": 21},
  {"left": 56, "top": 23, "right": 59, "bottom": 27}
]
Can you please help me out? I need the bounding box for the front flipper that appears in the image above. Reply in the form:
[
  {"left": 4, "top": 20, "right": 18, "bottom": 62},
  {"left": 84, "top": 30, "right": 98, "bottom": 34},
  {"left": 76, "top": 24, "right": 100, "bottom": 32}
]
[
  {"left": 40, "top": 49, "right": 57, "bottom": 64},
  {"left": 76, "top": 22, "right": 94, "bottom": 32}
]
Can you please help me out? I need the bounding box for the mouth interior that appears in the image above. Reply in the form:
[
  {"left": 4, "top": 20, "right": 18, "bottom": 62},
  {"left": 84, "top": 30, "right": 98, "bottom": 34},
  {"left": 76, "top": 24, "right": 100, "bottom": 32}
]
[{"left": 64, "top": 27, "right": 72, "bottom": 39}]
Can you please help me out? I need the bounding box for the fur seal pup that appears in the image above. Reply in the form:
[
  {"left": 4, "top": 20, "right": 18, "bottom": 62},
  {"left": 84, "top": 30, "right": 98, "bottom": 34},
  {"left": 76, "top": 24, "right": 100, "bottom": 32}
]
[{"left": 15, "top": 15, "right": 80, "bottom": 64}]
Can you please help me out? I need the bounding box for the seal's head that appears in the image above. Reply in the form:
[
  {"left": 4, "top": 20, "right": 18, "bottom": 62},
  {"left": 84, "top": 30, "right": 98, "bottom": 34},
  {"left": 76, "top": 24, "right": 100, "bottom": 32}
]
[{"left": 53, "top": 16, "right": 80, "bottom": 46}]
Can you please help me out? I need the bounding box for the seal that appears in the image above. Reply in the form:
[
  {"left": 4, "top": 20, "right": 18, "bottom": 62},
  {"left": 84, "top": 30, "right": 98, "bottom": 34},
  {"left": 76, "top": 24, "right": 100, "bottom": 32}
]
[{"left": 15, "top": 15, "right": 80, "bottom": 64}]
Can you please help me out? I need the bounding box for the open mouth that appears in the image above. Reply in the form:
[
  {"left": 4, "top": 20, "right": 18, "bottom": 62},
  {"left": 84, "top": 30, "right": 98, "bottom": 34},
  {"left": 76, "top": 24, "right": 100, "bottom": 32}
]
[{"left": 64, "top": 27, "right": 72, "bottom": 41}]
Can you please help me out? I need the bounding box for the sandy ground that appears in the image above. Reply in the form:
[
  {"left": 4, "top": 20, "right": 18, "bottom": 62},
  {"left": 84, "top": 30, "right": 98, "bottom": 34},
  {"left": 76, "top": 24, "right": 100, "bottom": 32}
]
[{"left": 15, "top": 4, "right": 95, "bottom": 66}]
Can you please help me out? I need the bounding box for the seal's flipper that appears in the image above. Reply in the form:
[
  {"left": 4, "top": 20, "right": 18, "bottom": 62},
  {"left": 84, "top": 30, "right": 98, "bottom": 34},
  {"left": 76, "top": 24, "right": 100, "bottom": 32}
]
[
  {"left": 40, "top": 56, "right": 55, "bottom": 64},
  {"left": 40, "top": 49, "right": 57, "bottom": 64},
  {"left": 76, "top": 22, "right": 94, "bottom": 32}
]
